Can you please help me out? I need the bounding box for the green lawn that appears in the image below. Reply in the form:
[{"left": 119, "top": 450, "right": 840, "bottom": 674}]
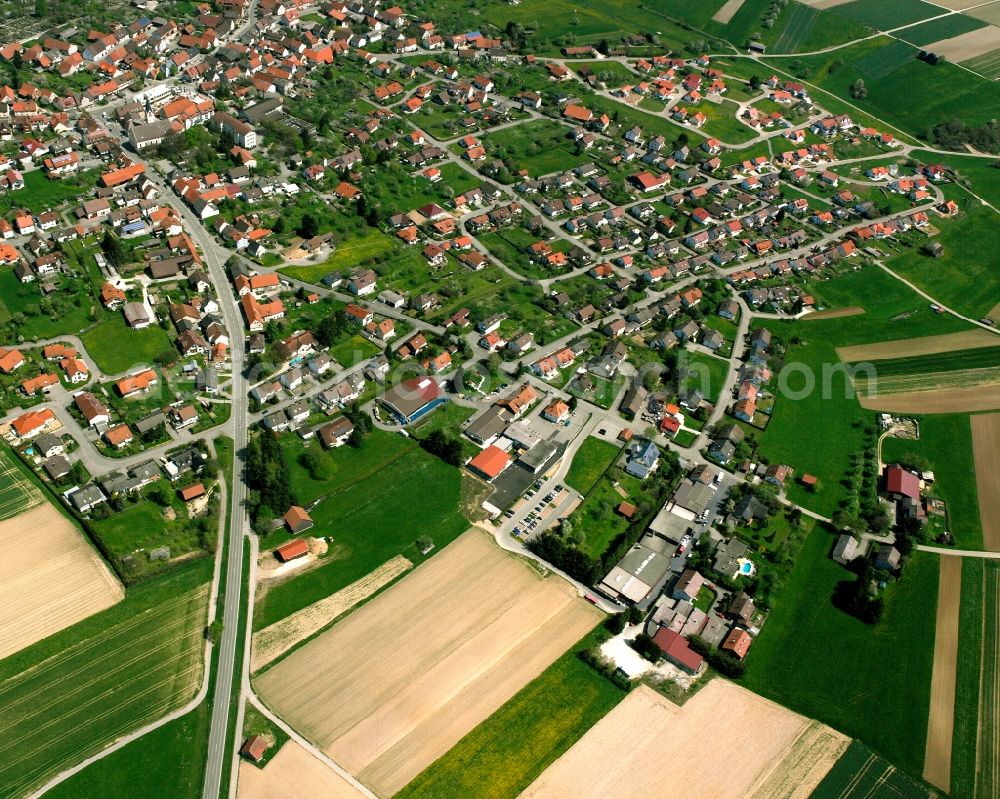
[
  {"left": 681, "top": 350, "right": 729, "bottom": 405},
  {"left": 80, "top": 316, "right": 173, "bottom": 375},
  {"left": 672, "top": 428, "right": 698, "bottom": 448},
  {"left": 571, "top": 60, "right": 638, "bottom": 87},
  {"left": 740, "top": 526, "right": 938, "bottom": 776},
  {"left": 328, "top": 334, "right": 380, "bottom": 367},
  {"left": 570, "top": 471, "right": 655, "bottom": 558},
  {"left": 89, "top": 481, "right": 218, "bottom": 580},
  {"left": 253, "top": 431, "right": 467, "bottom": 628},
  {"left": 565, "top": 437, "right": 621, "bottom": 493},
  {"left": 482, "top": 120, "right": 589, "bottom": 177},
  {"left": 396, "top": 625, "right": 625, "bottom": 799},
  {"left": 0, "top": 559, "right": 211, "bottom": 799},
  {"left": 0, "top": 169, "right": 101, "bottom": 215},
  {"left": 950, "top": 557, "right": 985, "bottom": 799},
  {"left": 0, "top": 268, "right": 96, "bottom": 341},
  {"left": 279, "top": 228, "right": 395, "bottom": 284}
]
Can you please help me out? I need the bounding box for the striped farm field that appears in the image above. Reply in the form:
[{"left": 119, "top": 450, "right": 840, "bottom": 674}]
[
  {"left": 0, "top": 447, "right": 42, "bottom": 521},
  {"left": 964, "top": 47, "right": 1000, "bottom": 78},
  {"left": 809, "top": 740, "right": 938, "bottom": 799},
  {"left": 0, "top": 560, "right": 210, "bottom": 799},
  {"left": 851, "top": 346, "right": 1000, "bottom": 377},
  {"left": 772, "top": 2, "right": 820, "bottom": 51},
  {"left": 974, "top": 562, "right": 1000, "bottom": 799}
]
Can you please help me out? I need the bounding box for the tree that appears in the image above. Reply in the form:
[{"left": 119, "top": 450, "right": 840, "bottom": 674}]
[
  {"left": 101, "top": 231, "right": 126, "bottom": 266},
  {"left": 298, "top": 213, "right": 319, "bottom": 239},
  {"left": 300, "top": 445, "right": 333, "bottom": 481},
  {"left": 850, "top": 79, "right": 868, "bottom": 100},
  {"left": 421, "top": 429, "right": 463, "bottom": 466},
  {"left": 631, "top": 633, "right": 662, "bottom": 663}
]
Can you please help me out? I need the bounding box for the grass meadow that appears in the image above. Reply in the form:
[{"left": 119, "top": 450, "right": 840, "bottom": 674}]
[
  {"left": 564, "top": 437, "right": 621, "bottom": 494},
  {"left": 395, "top": 625, "right": 625, "bottom": 799},
  {"left": 896, "top": 13, "right": 986, "bottom": 47},
  {"left": 80, "top": 316, "right": 173, "bottom": 375},
  {"left": 279, "top": 228, "right": 395, "bottom": 284},
  {"left": 740, "top": 526, "right": 938, "bottom": 777},
  {"left": 253, "top": 430, "right": 467, "bottom": 628},
  {"left": 0, "top": 559, "right": 211, "bottom": 799}
]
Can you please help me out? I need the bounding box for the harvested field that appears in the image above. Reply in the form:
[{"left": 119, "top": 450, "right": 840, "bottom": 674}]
[
  {"left": 968, "top": 1, "right": 1000, "bottom": 26},
  {"left": 237, "top": 740, "right": 368, "bottom": 799},
  {"left": 926, "top": 25, "right": 1000, "bottom": 60},
  {"left": 251, "top": 555, "right": 412, "bottom": 672},
  {"left": 804, "top": 0, "right": 855, "bottom": 8},
  {"left": 836, "top": 329, "right": 1000, "bottom": 362},
  {"left": 0, "top": 503, "right": 122, "bottom": 660},
  {"left": 858, "top": 383, "right": 1000, "bottom": 413},
  {"left": 804, "top": 306, "right": 865, "bottom": 320},
  {"left": 923, "top": 555, "right": 962, "bottom": 793},
  {"left": 712, "top": 0, "right": 746, "bottom": 24},
  {"left": 256, "top": 530, "right": 602, "bottom": 797},
  {"left": 519, "top": 681, "right": 849, "bottom": 799},
  {"left": 933, "top": 0, "right": 990, "bottom": 9},
  {"left": 971, "top": 413, "right": 1000, "bottom": 552}
]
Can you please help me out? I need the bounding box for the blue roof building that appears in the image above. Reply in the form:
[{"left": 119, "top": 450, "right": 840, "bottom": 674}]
[{"left": 625, "top": 440, "right": 660, "bottom": 480}]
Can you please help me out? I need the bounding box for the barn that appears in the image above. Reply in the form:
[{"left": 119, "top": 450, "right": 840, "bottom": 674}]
[{"left": 275, "top": 539, "right": 309, "bottom": 563}]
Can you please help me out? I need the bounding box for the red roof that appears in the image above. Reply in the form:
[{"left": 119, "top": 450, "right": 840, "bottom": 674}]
[
  {"left": 468, "top": 445, "right": 512, "bottom": 480},
  {"left": 885, "top": 465, "right": 919, "bottom": 501},
  {"left": 275, "top": 538, "right": 309, "bottom": 562},
  {"left": 652, "top": 627, "right": 703, "bottom": 672},
  {"left": 721, "top": 628, "right": 752, "bottom": 659}
]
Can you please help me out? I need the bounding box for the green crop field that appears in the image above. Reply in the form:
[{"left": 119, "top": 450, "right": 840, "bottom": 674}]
[
  {"left": 881, "top": 415, "right": 982, "bottom": 550},
  {"left": 396, "top": 626, "right": 625, "bottom": 799},
  {"left": 809, "top": 740, "right": 937, "bottom": 799},
  {"left": 963, "top": 48, "right": 1000, "bottom": 79},
  {"left": 80, "top": 316, "right": 173, "bottom": 375},
  {"left": 828, "top": 0, "right": 943, "bottom": 30},
  {"left": 741, "top": 527, "right": 938, "bottom": 776},
  {"left": 852, "top": 347, "right": 1000, "bottom": 378},
  {"left": 855, "top": 40, "right": 918, "bottom": 80},
  {"left": 896, "top": 13, "right": 986, "bottom": 46},
  {"left": 254, "top": 430, "right": 467, "bottom": 628},
  {"left": 0, "top": 560, "right": 210, "bottom": 799},
  {"left": 565, "top": 437, "right": 621, "bottom": 494},
  {"left": 950, "top": 558, "right": 983, "bottom": 799},
  {"left": 0, "top": 447, "right": 42, "bottom": 521},
  {"left": 44, "top": 702, "right": 211, "bottom": 799},
  {"left": 772, "top": 3, "right": 820, "bottom": 53}
]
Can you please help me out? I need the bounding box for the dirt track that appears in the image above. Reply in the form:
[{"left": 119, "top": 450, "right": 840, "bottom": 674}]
[
  {"left": 520, "top": 681, "right": 848, "bottom": 799},
  {"left": 0, "top": 503, "right": 123, "bottom": 660},
  {"left": 803, "top": 306, "right": 865, "bottom": 321},
  {"left": 972, "top": 414, "right": 1000, "bottom": 551},
  {"left": 256, "top": 530, "right": 602, "bottom": 797},
  {"left": 923, "top": 556, "right": 962, "bottom": 792},
  {"left": 237, "top": 741, "right": 367, "bottom": 799},
  {"left": 859, "top": 383, "right": 1000, "bottom": 413},
  {"left": 251, "top": 555, "right": 412, "bottom": 671},
  {"left": 837, "top": 330, "right": 1000, "bottom": 362}
]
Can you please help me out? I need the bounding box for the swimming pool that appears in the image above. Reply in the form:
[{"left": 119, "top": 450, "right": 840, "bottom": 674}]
[{"left": 737, "top": 558, "right": 756, "bottom": 577}]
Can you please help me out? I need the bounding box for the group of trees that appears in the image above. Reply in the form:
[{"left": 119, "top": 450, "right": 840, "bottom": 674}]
[
  {"left": 929, "top": 119, "right": 1000, "bottom": 154},
  {"left": 420, "top": 429, "right": 464, "bottom": 466},
  {"left": 245, "top": 430, "right": 296, "bottom": 526},
  {"left": 833, "top": 556, "right": 884, "bottom": 625}
]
